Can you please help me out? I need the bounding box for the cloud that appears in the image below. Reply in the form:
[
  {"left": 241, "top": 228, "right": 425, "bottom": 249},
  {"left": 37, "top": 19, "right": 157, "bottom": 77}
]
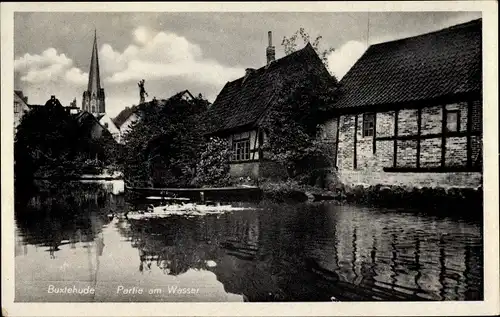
[
  {"left": 14, "top": 48, "right": 88, "bottom": 85},
  {"left": 327, "top": 40, "right": 368, "bottom": 80},
  {"left": 100, "top": 27, "right": 243, "bottom": 86},
  {"left": 14, "top": 27, "right": 246, "bottom": 115},
  {"left": 133, "top": 26, "right": 152, "bottom": 45}
]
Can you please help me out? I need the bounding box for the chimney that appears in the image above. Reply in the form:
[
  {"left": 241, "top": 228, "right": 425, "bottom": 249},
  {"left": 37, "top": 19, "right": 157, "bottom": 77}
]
[
  {"left": 266, "top": 31, "right": 275, "bottom": 65},
  {"left": 245, "top": 68, "right": 255, "bottom": 76}
]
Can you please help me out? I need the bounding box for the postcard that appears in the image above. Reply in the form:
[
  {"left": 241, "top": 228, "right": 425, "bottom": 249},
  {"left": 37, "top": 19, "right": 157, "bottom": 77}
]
[{"left": 2, "top": 1, "right": 498, "bottom": 316}]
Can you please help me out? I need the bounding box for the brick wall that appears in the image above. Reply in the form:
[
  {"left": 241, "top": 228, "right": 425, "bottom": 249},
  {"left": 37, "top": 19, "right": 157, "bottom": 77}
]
[
  {"left": 398, "top": 109, "right": 419, "bottom": 136},
  {"left": 445, "top": 137, "right": 468, "bottom": 166},
  {"left": 420, "top": 138, "right": 441, "bottom": 167},
  {"left": 337, "top": 114, "right": 356, "bottom": 170},
  {"left": 471, "top": 99, "right": 482, "bottom": 132},
  {"left": 470, "top": 99, "right": 483, "bottom": 167},
  {"left": 471, "top": 135, "right": 482, "bottom": 166},
  {"left": 376, "top": 111, "right": 395, "bottom": 137},
  {"left": 421, "top": 106, "right": 442, "bottom": 135},
  {"left": 396, "top": 140, "right": 417, "bottom": 167},
  {"left": 321, "top": 97, "right": 482, "bottom": 188},
  {"left": 376, "top": 140, "right": 394, "bottom": 169}
]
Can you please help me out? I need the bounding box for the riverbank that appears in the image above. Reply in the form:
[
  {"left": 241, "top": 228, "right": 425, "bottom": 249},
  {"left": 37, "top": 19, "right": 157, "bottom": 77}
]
[
  {"left": 259, "top": 179, "right": 483, "bottom": 211},
  {"left": 33, "top": 170, "right": 123, "bottom": 181}
]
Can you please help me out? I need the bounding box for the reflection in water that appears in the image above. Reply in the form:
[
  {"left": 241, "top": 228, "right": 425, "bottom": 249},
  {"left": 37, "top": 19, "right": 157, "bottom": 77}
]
[{"left": 15, "top": 181, "right": 483, "bottom": 302}]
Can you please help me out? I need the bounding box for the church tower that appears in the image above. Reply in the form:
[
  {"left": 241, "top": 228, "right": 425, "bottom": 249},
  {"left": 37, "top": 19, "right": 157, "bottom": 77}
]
[{"left": 82, "top": 29, "right": 105, "bottom": 116}]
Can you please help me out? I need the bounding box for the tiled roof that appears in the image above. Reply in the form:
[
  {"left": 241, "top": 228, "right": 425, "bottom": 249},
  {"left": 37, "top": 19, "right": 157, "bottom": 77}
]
[
  {"left": 207, "top": 43, "right": 337, "bottom": 134},
  {"left": 334, "top": 19, "right": 482, "bottom": 109}
]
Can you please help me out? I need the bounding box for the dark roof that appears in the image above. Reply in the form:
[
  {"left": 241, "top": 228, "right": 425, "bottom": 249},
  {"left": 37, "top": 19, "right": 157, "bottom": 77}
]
[
  {"left": 334, "top": 18, "right": 482, "bottom": 109},
  {"left": 14, "top": 90, "right": 24, "bottom": 99},
  {"left": 168, "top": 89, "right": 195, "bottom": 101},
  {"left": 112, "top": 90, "right": 195, "bottom": 128},
  {"left": 207, "top": 43, "right": 337, "bottom": 134},
  {"left": 73, "top": 111, "right": 96, "bottom": 125},
  {"left": 113, "top": 106, "right": 138, "bottom": 128}
]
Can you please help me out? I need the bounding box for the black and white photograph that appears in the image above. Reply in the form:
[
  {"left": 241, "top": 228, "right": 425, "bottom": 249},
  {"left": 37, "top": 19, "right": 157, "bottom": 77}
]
[{"left": 1, "top": 2, "right": 498, "bottom": 316}]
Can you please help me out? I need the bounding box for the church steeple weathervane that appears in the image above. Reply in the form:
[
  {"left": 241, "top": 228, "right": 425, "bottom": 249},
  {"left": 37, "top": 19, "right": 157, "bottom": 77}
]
[{"left": 82, "top": 28, "right": 105, "bottom": 116}]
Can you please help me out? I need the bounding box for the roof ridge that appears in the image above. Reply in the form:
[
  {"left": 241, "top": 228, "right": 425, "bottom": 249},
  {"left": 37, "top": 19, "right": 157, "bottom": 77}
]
[
  {"left": 226, "top": 43, "right": 315, "bottom": 85},
  {"left": 369, "top": 18, "right": 481, "bottom": 48}
]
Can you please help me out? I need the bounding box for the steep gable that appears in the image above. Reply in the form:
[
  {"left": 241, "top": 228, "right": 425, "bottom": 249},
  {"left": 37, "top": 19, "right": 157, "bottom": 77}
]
[{"left": 207, "top": 43, "right": 337, "bottom": 135}]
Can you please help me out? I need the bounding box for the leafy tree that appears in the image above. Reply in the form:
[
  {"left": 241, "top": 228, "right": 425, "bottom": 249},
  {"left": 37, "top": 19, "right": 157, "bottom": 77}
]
[
  {"left": 15, "top": 99, "right": 81, "bottom": 178},
  {"left": 282, "top": 28, "right": 335, "bottom": 69},
  {"left": 192, "top": 137, "right": 232, "bottom": 187},
  {"left": 15, "top": 97, "right": 119, "bottom": 179},
  {"left": 260, "top": 70, "right": 338, "bottom": 179},
  {"left": 122, "top": 94, "right": 210, "bottom": 188}
]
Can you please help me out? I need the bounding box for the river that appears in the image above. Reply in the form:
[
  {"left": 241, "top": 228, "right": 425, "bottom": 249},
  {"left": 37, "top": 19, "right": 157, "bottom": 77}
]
[{"left": 14, "top": 180, "right": 483, "bottom": 302}]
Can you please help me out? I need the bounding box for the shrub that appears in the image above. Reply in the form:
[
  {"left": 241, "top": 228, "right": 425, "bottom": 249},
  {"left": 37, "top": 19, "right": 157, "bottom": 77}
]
[{"left": 192, "top": 137, "right": 232, "bottom": 187}]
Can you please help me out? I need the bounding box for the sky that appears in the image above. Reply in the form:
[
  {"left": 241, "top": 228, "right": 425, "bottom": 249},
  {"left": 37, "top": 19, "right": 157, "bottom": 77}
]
[{"left": 14, "top": 11, "right": 482, "bottom": 118}]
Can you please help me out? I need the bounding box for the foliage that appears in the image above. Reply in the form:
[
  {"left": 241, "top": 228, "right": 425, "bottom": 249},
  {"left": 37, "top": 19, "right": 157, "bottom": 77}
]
[
  {"left": 282, "top": 28, "right": 336, "bottom": 69},
  {"left": 122, "top": 95, "right": 210, "bottom": 188},
  {"left": 260, "top": 71, "right": 338, "bottom": 178},
  {"left": 192, "top": 137, "right": 232, "bottom": 187},
  {"left": 15, "top": 98, "right": 120, "bottom": 180}
]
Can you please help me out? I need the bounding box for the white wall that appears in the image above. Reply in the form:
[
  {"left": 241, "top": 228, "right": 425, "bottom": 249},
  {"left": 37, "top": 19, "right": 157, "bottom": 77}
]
[{"left": 99, "top": 115, "right": 120, "bottom": 142}]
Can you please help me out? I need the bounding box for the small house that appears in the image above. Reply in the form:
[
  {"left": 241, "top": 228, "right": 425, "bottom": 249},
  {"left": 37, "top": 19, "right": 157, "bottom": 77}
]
[
  {"left": 97, "top": 114, "right": 120, "bottom": 143},
  {"left": 14, "top": 90, "right": 30, "bottom": 133},
  {"left": 321, "top": 19, "right": 483, "bottom": 188},
  {"left": 113, "top": 90, "right": 195, "bottom": 143},
  {"left": 206, "top": 32, "right": 337, "bottom": 179}
]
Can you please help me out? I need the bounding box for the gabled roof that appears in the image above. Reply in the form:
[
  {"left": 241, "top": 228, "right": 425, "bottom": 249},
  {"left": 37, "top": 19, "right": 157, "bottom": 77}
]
[
  {"left": 168, "top": 89, "right": 195, "bottom": 102},
  {"left": 334, "top": 18, "right": 482, "bottom": 110},
  {"left": 207, "top": 43, "right": 337, "bottom": 135},
  {"left": 14, "top": 90, "right": 25, "bottom": 99},
  {"left": 14, "top": 90, "right": 29, "bottom": 106},
  {"left": 95, "top": 114, "right": 106, "bottom": 121},
  {"left": 112, "top": 89, "right": 195, "bottom": 128},
  {"left": 113, "top": 106, "right": 138, "bottom": 128}
]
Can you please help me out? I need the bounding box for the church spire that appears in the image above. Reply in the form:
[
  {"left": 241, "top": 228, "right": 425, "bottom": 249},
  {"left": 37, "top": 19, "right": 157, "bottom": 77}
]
[
  {"left": 87, "top": 29, "right": 101, "bottom": 93},
  {"left": 82, "top": 28, "right": 105, "bottom": 116}
]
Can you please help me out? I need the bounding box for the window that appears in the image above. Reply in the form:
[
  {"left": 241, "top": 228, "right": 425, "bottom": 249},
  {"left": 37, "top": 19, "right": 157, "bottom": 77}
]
[
  {"left": 446, "top": 110, "right": 460, "bottom": 132},
  {"left": 232, "top": 139, "right": 251, "bottom": 161},
  {"left": 362, "top": 113, "right": 375, "bottom": 137}
]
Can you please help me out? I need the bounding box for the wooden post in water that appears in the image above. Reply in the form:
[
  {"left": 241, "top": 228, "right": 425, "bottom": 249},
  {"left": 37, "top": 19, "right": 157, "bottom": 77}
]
[{"left": 200, "top": 191, "right": 205, "bottom": 203}]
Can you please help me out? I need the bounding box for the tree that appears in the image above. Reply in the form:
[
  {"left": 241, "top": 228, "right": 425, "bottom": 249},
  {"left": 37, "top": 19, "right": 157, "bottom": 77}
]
[
  {"left": 192, "top": 137, "right": 232, "bottom": 187},
  {"left": 15, "top": 99, "right": 81, "bottom": 178},
  {"left": 15, "top": 97, "right": 119, "bottom": 179},
  {"left": 282, "top": 28, "right": 335, "bottom": 69},
  {"left": 122, "top": 95, "right": 210, "bottom": 188},
  {"left": 259, "top": 70, "right": 338, "bottom": 179}
]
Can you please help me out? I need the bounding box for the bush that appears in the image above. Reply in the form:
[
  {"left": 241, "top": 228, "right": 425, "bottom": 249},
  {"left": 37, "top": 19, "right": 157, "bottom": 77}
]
[{"left": 192, "top": 137, "right": 232, "bottom": 187}]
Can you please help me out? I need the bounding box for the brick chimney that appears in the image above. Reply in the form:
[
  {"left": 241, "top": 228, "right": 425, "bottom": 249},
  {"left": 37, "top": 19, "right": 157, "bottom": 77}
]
[{"left": 266, "top": 31, "right": 275, "bottom": 65}]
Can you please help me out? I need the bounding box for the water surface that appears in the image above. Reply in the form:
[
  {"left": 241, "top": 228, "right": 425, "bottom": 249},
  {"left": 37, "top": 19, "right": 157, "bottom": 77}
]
[{"left": 14, "top": 180, "right": 483, "bottom": 302}]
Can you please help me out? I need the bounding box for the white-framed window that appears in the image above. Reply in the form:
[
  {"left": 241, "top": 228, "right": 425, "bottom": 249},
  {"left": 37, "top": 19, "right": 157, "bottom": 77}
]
[{"left": 232, "top": 138, "right": 251, "bottom": 161}]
